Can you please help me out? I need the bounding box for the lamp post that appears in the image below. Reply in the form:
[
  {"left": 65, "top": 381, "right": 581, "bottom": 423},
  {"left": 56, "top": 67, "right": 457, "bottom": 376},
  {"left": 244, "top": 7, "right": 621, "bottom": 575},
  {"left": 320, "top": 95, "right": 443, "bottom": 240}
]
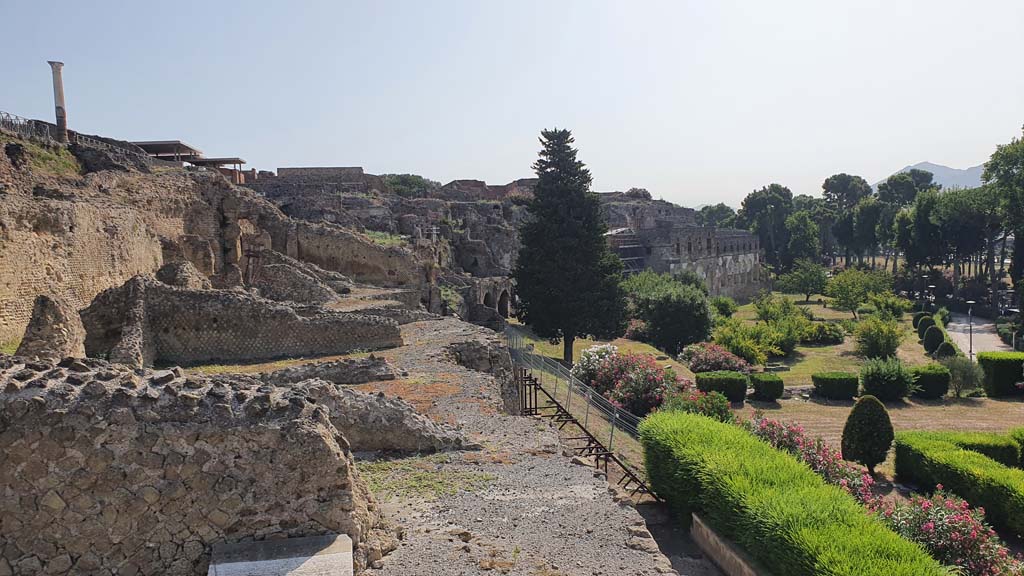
[
  {"left": 927, "top": 285, "right": 936, "bottom": 312},
  {"left": 966, "top": 300, "right": 976, "bottom": 361}
]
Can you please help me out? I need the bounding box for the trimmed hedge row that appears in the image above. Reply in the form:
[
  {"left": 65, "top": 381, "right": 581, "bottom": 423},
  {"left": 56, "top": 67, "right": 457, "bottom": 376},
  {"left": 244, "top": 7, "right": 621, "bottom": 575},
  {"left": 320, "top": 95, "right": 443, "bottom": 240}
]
[
  {"left": 894, "top": 431, "right": 1024, "bottom": 537},
  {"left": 922, "top": 325, "right": 945, "bottom": 354},
  {"left": 750, "top": 373, "right": 784, "bottom": 401},
  {"left": 811, "top": 372, "right": 858, "bottom": 400},
  {"left": 1012, "top": 428, "right": 1024, "bottom": 467},
  {"left": 917, "top": 316, "right": 936, "bottom": 339},
  {"left": 909, "top": 364, "right": 950, "bottom": 399},
  {"left": 977, "top": 352, "right": 1024, "bottom": 397},
  {"left": 695, "top": 371, "right": 748, "bottom": 403},
  {"left": 640, "top": 412, "right": 946, "bottom": 575},
  {"left": 912, "top": 311, "right": 929, "bottom": 329}
]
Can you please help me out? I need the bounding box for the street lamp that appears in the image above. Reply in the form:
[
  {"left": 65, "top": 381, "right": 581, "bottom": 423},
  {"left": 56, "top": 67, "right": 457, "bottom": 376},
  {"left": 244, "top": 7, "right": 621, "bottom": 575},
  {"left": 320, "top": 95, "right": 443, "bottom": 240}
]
[
  {"left": 928, "top": 285, "right": 936, "bottom": 312},
  {"left": 966, "top": 300, "right": 976, "bottom": 361}
]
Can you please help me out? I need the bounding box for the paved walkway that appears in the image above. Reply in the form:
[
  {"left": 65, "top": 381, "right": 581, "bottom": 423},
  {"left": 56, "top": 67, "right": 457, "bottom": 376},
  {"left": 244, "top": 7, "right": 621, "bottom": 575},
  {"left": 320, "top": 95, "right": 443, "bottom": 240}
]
[{"left": 945, "top": 313, "right": 1012, "bottom": 359}]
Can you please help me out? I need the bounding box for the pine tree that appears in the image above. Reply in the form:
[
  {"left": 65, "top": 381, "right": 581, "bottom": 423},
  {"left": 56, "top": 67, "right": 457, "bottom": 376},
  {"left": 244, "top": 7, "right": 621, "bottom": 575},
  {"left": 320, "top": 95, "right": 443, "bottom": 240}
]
[{"left": 513, "top": 129, "right": 626, "bottom": 364}]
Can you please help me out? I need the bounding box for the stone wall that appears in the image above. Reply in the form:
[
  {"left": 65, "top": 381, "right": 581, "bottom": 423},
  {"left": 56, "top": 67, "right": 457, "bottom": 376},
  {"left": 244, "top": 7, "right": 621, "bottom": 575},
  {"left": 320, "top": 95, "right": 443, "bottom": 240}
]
[
  {"left": 80, "top": 277, "right": 402, "bottom": 367},
  {"left": 0, "top": 355, "right": 394, "bottom": 575}
]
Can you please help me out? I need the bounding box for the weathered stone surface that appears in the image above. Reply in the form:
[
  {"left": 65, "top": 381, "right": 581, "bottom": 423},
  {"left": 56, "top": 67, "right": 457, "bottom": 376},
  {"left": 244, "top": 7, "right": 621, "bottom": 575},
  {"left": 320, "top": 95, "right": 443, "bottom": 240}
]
[
  {"left": 0, "top": 355, "right": 397, "bottom": 575},
  {"left": 444, "top": 333, "right": 516, "bottom": 414},
  {"left": 155, "top": 261, "right": 213, "bottom": 290},
  {"left": 260, "top": 356, "right": 396, "bottom": 386},
  {"left": 14, "top": 294, "right": 86, "bottom": 360}
]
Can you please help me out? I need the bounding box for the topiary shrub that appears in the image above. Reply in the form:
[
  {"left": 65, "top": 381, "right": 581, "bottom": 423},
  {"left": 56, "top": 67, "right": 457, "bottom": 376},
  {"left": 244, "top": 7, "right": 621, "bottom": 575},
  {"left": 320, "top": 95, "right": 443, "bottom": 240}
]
[
  {"left": 854, "top": 317, "right": 904, "bottom": 358},
  {"left": 932, "top": 341, "right": 957, "bottom": 359},
  {"left": 860, "top": 357, "right": 916, "bottom": 401},
  {"left": 910, "top": 364, "right": 951, "bottom": 399},
  {"left": 976, "top": 352, "right": 1024, "bottom": 398},
  {"left": 922, "top": 325, "right": 945, "bottom": 354},
  {"left": 694, "top": 371, "right": 749, "bottom": 403},
  {"left": 811, "top": 372, "right": 859, "bottom": 400},
  {"left": 841, "top": 395, "right": 894, "bottom": 475},
  {"left": 917, "top": 316, "right": 936, "bottom": 339},
  {"left": 750, "top": 373, "right": 784, "bottom": 401},
  {"left": 912, "top": 311, "right": 928, "bottom": 329}
]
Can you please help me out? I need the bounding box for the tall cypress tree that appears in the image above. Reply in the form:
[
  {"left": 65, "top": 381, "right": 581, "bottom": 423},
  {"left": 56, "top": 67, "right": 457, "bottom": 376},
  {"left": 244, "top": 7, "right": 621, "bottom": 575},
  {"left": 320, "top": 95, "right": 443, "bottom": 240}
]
[{"left": 513, "top": 129, "right": 626, "bottom": 364}]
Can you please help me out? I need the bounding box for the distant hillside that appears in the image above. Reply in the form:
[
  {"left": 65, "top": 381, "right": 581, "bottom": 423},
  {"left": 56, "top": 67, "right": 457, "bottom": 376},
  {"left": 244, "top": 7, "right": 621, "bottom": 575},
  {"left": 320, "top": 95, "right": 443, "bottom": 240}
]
[{"left": 877, "top": 161, "right": 984, "bottom": 189}]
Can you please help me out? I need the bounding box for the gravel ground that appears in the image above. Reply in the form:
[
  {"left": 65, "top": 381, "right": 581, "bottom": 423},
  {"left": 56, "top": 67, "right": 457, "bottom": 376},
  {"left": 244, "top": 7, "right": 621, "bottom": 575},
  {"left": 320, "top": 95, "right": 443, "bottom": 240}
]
[{"left": 355, "top": 318, "right": 719, "bottom": 576}]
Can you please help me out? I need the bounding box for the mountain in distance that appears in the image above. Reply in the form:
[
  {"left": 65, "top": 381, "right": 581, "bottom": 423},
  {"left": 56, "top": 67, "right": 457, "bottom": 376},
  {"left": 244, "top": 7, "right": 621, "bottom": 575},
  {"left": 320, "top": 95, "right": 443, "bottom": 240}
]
[{"left": 876, "top": 161, "right": 984, "bottom": 189}]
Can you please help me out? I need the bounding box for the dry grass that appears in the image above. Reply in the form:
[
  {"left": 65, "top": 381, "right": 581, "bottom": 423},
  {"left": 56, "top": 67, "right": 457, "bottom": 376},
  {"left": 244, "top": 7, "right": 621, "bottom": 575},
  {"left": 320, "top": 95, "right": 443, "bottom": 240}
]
[{"left": 354, "top": 378, "right": 462, "bottom": 414}]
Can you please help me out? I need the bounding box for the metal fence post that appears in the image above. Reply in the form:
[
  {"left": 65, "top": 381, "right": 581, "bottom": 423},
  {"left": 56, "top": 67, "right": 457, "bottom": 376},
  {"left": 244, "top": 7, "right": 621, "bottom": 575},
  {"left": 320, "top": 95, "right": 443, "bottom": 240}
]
[
  {"left": 609, "top": 409, "right": 617, "bottom": 451},
  {"left": 582, "top": 390, "right": 591, "bottom": 429}
]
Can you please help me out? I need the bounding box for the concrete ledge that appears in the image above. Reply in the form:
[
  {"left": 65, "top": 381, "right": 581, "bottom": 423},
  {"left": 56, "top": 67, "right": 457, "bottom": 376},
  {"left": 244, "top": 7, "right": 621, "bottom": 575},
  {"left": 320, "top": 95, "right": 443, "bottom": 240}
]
[
  {"left": 690, "top": 513, "right": 768, "bottom": 576},
  {"left": 208, "top": 534, "right": 353, "bottom": 575}
]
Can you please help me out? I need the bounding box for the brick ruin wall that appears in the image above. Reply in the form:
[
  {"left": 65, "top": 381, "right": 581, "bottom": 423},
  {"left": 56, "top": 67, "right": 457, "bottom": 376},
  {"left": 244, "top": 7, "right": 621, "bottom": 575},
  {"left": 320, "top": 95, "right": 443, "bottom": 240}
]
[
  {"left": 81, "top": 278, "right": 402, "bottom": 367},
  {"left": 0, "top": 356, "right": 394, "bottom": 575}
]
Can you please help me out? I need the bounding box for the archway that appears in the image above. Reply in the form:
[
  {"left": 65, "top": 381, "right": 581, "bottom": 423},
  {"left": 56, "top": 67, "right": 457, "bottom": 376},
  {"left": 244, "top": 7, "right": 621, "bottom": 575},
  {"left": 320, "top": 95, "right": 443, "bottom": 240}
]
[
  {"left": 483, "top": 291, "right": 495, "bottom": 310},
  {"left": 497, "top": 290, "right": 510, "bottom": 318}
]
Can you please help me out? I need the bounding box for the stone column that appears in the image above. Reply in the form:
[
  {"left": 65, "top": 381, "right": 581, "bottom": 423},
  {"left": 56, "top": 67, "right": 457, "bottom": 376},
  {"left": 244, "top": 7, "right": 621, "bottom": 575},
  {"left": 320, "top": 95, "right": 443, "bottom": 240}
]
[{"left": 47, "top": 61, "right": 68, "bottom": 143}]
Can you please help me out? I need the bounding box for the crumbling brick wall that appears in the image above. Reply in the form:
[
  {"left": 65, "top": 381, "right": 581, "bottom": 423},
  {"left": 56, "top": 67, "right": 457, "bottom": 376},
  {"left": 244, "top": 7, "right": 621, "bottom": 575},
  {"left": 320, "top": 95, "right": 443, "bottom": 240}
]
[{"left": 0, "top": 356, "right": 394, "bottom": 575}]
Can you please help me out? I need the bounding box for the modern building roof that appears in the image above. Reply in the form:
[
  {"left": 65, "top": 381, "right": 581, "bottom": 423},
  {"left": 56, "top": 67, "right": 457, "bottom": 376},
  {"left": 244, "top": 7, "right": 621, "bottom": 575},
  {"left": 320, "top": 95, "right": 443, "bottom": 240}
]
[
  {"left": 188, "top": 157, "right": 246, "bottom": 167},
  {"left": 131, "top": 140, "right": 203, "bottom": 159}
]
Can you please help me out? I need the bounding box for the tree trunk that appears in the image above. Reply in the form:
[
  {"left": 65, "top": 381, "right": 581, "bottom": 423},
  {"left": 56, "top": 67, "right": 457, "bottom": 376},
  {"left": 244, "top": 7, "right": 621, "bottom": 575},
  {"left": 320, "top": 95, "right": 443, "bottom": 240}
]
[
  {"left": 987, "top": 232, "right": 998, "bottom": 306},
  {"left": 952, "top": 254, "right": 960, "bottom": 299},
  {"left": 563, "top": 334, "right": 575, "bottom": 366},
  {"left": 883, "top": 249, "right": 890, "bottom": 272}
]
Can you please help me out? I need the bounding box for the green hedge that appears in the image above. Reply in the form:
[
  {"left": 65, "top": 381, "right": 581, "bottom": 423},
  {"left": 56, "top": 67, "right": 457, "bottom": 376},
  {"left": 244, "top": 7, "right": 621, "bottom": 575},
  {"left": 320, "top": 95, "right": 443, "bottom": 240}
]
[
  {"left": 909, "top": 364, "right": 950, "bottom": 399},
  {"left": 894, "top": 431, "right": 1024, "bottom": 537},
  {"left": 932, "top": 340, "right": 957, "bottom": 359},
  {"left": 976, "top": 352, "right": 1024, "bottom": 397},
  {"left": 750, "top": 373, "right": 784, "bottom": 401},
  {"left": 812, "top": 372, "right": 859, "bottom": 400},
  {"left": 1011, "top": 428, "right": 1024, "bottom": 467},
  {"left": 916, "top": 316, "right": 936, "bottom": 339},
  {"left": 640, "top": 412, "right": 945, "bottom": 576},
  {"left": 695, "top": 371, "right": 748, "bottom": 403},
  {"left": 922, "top": 325, "right": 944, "bottom": 354}
]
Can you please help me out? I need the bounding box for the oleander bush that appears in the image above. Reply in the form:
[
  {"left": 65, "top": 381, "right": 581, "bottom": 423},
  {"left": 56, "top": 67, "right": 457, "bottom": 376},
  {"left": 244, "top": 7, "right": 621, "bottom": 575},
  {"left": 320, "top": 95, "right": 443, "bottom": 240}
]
[
  {"left": 570, "top": 344, "right": 618, "bottom": 386},
  {"left": 917, "top": 316, "right": 936, "bottom": 339},
  {"left": 910, "top": 364, "right": 951, "bottom": 399},
  {"left": 694, "top": 371, "right": 749, "bottom": 403},
  {"left": 860, "top": 357, "right": 916, "bottom": 401},
  {"left": 922, "top": 325, "right": 945, "bottom": 354},
  {"left": 854, "top": 317, "right": 904, "bottom": 358},
  {"left": 841, "top": 395, "right": 894, "bottom": 475},
  {"left": 679, "top": 342, "right": 751, "bottom": 374},
  {"left": 976, "top": 352, "right": 1024, "bottom": 397},
  {"left": 894, "top": 431, "right": 1024, "bottom": 537},
  {"left": 812, "top": 372, "right": 859, "bottom": 400},
  {"left": 591, "top": 352, "right": 678, "bottom": 416},
  {"left": 750, "top": 373, "right": 784, "bottom": 401},
  {"left": 640, "top": 412, "right": 946, "bottom": 576}
]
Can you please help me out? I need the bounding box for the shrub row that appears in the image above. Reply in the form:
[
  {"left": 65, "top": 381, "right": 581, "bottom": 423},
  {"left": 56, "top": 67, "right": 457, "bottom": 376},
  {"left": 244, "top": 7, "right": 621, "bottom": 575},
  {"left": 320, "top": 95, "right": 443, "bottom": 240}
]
[
  {"left": 812, "top": 372, "right": 859, "bottom": 400},
  {"left": 1012, "top": 428, "right": 1024, "bottom": 467},
  {"left": 694, "top": 371, "right": 748, "bottom": 403},
  {"left": 749, "top": 373, "right": 784, "bottom": 401},
  {"left": 909, "top": 364, "right": 950, "bottom": 399},
  {"left": 894, "top": 431, "right": 1024, "bottom": 537},
  {"left": 640, "top": 412, "right": 946, "bottom": 575},
  {"left": 977, "top": 351, "right": 1024, "bottom": 397}
]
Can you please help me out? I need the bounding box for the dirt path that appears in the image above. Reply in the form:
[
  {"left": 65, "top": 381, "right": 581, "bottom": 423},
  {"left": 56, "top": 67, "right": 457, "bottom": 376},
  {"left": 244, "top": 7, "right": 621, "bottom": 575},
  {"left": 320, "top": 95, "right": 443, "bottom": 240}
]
[
  {"left": 945, "top": 312, "right": 1012, "bottom": 358},
  {"left": 355, "top": 318, "right": 718, "bottom": 576}
]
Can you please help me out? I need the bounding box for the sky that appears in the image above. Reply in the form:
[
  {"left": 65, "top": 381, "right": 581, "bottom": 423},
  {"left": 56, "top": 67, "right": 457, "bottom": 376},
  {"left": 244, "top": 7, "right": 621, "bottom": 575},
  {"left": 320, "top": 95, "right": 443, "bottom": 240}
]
[{"left": 3, "top": 0, "right": 1023, "bottom": 207}]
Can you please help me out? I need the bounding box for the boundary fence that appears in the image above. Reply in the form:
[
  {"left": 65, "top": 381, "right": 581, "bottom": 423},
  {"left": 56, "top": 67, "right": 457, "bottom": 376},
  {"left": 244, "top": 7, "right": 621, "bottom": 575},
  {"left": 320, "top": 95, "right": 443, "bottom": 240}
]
[
  {"left": 505, "top": 326, "right": 655, "bottom": 499},
  {"left": 1, "top": 110, "right": 149, "bottom": 162}
]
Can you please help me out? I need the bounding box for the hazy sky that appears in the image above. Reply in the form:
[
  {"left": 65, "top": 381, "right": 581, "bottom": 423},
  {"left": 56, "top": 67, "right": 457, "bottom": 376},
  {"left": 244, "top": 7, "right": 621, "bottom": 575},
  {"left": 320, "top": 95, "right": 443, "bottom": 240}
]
[{"left": 4, "top": 1, "right": 1023, "bottom": 206}]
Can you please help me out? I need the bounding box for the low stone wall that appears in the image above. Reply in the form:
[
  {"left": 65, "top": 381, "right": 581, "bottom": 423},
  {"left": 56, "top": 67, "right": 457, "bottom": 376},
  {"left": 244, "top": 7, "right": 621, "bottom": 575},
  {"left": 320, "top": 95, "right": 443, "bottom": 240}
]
[
  {"left": 445, "top": 335, "right": 516, "bottom": 414},
  {"left": 0, "top": 355, "right": 395, "bottom": 575},
  {"left": 80, "top": 277, "right": 401, "bottom": 367},
  {"left": 260, "top": 356, "right": 397, "bottom": 386}
]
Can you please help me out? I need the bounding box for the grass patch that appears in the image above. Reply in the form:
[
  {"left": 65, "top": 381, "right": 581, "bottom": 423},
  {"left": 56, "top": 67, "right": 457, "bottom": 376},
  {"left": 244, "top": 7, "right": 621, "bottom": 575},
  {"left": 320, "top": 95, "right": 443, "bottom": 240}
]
[
  {"left": 0, "top": 133, "right": 81, "bottom": 178},
  {"left": 363, "top": 230, "right": 408, "bottom": 247},
  {"left": 0, "top": 338, "right": 21, "bottom": 355},
  {"left": 358, "top": 454, "right": 495, "bottom": 502}
]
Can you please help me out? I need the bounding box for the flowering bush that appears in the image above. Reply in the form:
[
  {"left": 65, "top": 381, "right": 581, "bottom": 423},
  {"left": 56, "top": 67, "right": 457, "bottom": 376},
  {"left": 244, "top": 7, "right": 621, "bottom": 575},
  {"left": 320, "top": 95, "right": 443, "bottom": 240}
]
[
  {"left": 661, "top": 389, "right": 734, "bottom": 422},
  {"left": 570, "top": 344, "right": 617, "bottom": 386},
  {"left": 680, "top": 342, "right": 751, "bottom": 373},
  {"left": 624, "top": 318, "right": 649, "bottom": 341},
  {"left": 743, "top": 412, "right": 1024, "bottom": 575},
  {"left": 592, "top": 352, "right": 678, "bottom": 416}
]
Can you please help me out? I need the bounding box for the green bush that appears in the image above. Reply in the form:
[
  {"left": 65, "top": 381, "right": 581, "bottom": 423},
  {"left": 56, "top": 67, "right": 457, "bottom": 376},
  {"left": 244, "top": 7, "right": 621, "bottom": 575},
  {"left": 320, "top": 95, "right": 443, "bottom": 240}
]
[
  {"left": 800, "top": 321, "right": 845, "bottom": 345},
  {"left": 661, "top": 390, "right": 734, "bottom": 423},
  {"left": 976, "top": 352, "right": 1024, "bottom": 397},
  {"left": 640, "top": 412, "right": 946, "bottom": 576},
  {"left": 909, "top": 364, "right": 950, "bottom": 399},
  {"left": 695, "top": 371, "right": 749, "bottom": 403},
  {"left": 854, "top": 317, "right": 904, "bottom": 358},
  {"left": 917, "top": 316, "right": 936, "bottom": 339},
  {"left": 750, "top": 373, "right": 784, "bottom": 401},
  {"left": 894, "top": 431, "right": 1024, "bottom": 536},
  {"left": 710, "top": 295, "right": 737, "bottom": 318},
  {"left": 860, "top": 357, "right": 916, "bottom": 401},
  {"left": 1010, "top": 428, "right": 1024, "bottom": 467},
  {"left": 713, "top": 319, "right": 781, "bottom": 366},
  {"left": 921, "top": 325, "right": 945, "bottom": 354},
  {"left": 941, "top": 356, "right": 983, "bottom": 398},
  {"left": 912, "top": 311, "right": 928, "bottom": 329},
  {"left": 932, "top": 340, "right": 957, "bottom": 359},
  {"left": 841, "top": 395, "right": 893, "bottom": 475},
  {"left": 771, "top": 315, "right": 807, "bottom": 356},
  {"left": 811, "top": 372, "right": 859, "bottom": 400},
  {"left": 868, "top": 293, "right": 911, "bottom": 320},
  {"left": 624, "top": 271, "right": 713, "bottom": 354},
  {"left": 933, "top": 306, "right": 950, "bottom": 327}
]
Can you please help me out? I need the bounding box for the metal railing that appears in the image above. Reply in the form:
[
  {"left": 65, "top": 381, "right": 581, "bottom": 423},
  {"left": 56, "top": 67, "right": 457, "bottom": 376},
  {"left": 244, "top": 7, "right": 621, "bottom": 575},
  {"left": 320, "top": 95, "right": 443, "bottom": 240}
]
[
  {"left": 0, "top": 111, "right": 60, "bottom": 145},
  {"left": 505, "top": 326, "right": 643, "bottom": 450}
]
